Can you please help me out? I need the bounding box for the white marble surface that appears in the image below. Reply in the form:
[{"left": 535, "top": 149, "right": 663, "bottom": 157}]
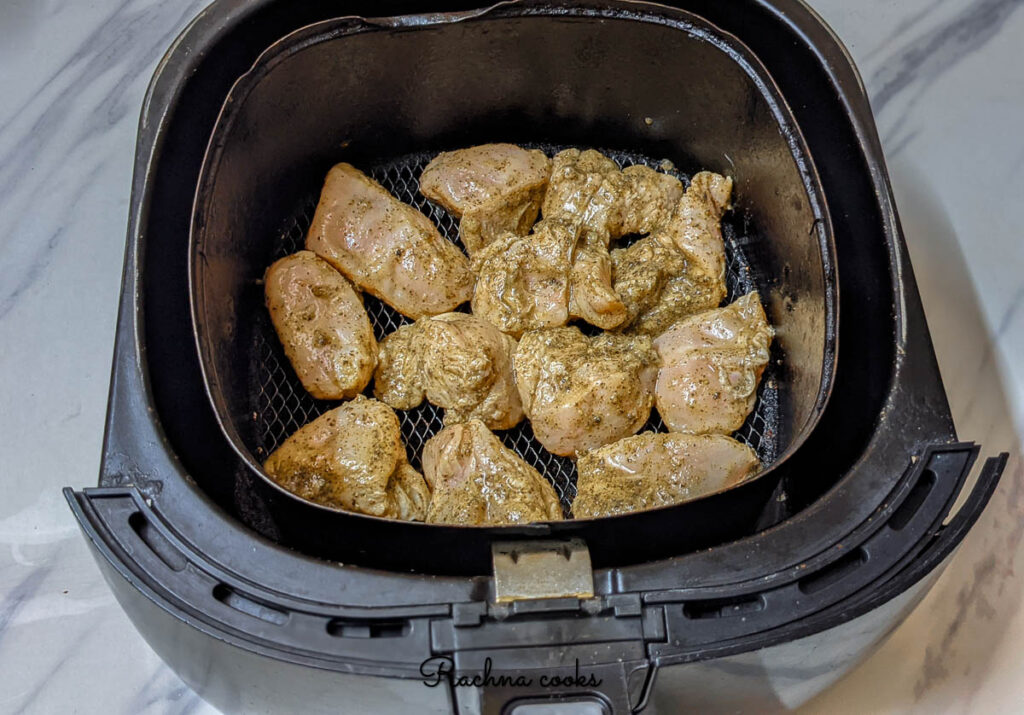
[{"left": 0, "top": 0, "right": 1021, "bottom": 713}]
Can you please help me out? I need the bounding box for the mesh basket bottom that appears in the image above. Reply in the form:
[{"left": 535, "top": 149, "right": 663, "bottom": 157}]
[{"left": 249, "top": 146, "right": 779, "bottom": 515}]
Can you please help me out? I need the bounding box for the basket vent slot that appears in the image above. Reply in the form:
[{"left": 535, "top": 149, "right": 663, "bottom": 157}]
[
  {"left": 890, "top": 468, "right": 937, "bottom": 531},
  {"left": 326, "top": 618, "right": 410, "bottom": 639},
  {"left": 128, "top": 511, "right": 186, "bottom": 572},
  {"left": 683, "top": 594, "right": 765, "bottom": 620},
  {"left": 798, "top": 548, "right": 867, "bottom": 595},
  {"left": 212, "top": 584, "right": 289, "bottom": 625}
]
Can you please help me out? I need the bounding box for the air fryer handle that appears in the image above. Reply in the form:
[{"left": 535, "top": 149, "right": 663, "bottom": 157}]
[{"left": 454, "top": 660, "right": 651, "bottom": 715}]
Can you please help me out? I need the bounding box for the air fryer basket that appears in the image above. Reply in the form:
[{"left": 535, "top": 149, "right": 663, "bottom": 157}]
[{"left": 190, "top": 0, "right": 836, "bottom": 571}]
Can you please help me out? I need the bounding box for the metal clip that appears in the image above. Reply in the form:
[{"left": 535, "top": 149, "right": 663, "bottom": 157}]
[{"left": 492, "top": 539, "right": 594, "bottom": 603}]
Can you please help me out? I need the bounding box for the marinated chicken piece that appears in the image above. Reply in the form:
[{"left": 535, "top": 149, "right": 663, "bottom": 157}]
[
  {"left": 631, "top": 269, "right": 728, "bottom": 338},
  {"left": 387, "top": 462, "right": 434, "bottom": 521},
  {"left": 263, "top": 396, "right": 430, "bottom": 520},
  {"left": 569, "top": 233, "right": 628, "bottom": 330},
  {"left": 471, "top": 218, "right": 627, "bottom": 334},
  {"left": 422, "top": 420, "right": 563, "bottom": 525},
  {"left": 419, "top": 314, "right": 524, "bottom": 429},
  {"left": 419, "top": 144, "right": 551, "bottom": 256},
  {"left": 543, "top": 149, "right": 622, "bottom": 240},
  {"left": 264, "top": 251, "right": 378, "bottom": 400},
  {"left": 618, "top": 165, "right": 684, "bottom": 237},
  {"left": 470, "top": 221, "right": 575, "bottom": 336},
  {"left": 572, "top": 432, "right": 761, "bottom": 518},
  {"left": 612, "top": 171, "right": 732, "bottom": 335},
  {"left": 372, "top": 322, "right": 425, "bottom": 409},
  {"left": 654, "top": 292, "right": 773, "bottom": 434},
  {"left": 543, "top": 149, "right": 682, "bottom": 241},
  {"left": 514, "top": 327, "right": 659, "bottom": 456},
  {"left": 373, "top": 313, "right": 524, "bottom": 430},
  {"left": 306, "top": 163, "right": 474, "bottom": 318},
  {"left": 470, "top": 149, "right": 684, "bottom": 334},
  {"left": 660, "top": 171, "right": 732, "bottom": 278},
  {"left": 610, "top": 234, "right": 687, "bottom": 328},
  {"left": 471, "top": 153, "right": 718, "bottom": 335},
  {"left": 612, "top": 236, "right": 727, "bottom": 337}
]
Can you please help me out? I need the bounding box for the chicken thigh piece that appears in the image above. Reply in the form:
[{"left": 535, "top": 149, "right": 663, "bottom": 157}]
[
  {"left": 373, "top": 313, "right": 524, "bottom": 430},
  {"left": 419, "top": 144, "right": 551, "bottom": 256},
  {"left": 654, "top": 292, "right": 773, "bottom": 434},
  {"left": 372, "top": 322, "right": 425, "bottom": 410},
  {"left": 472, "top": 218, "right": 627, "bottom": 334},
  {"left": 618, "top": 248, "right": 728, "bottom": 337},
  {"left": 660, "top": 171, "right": 732, "bottom": 277},
  {"left": 305, "top": 163, "right": 474, "bottom": 319},
  {"left": 419, "top": 314, "right": 524, "bottom": 429},
  {"left": 543, "top": 149, "right": 682, "bottom": 241},
  {"left": 263, "top": 396, "right": 430, "bottom": 520},
  {"left": 470, "top": 221, "right": 576, "bottom": 336},
  {"left": 422, "top": 420, "right": 563, "bottom": 525},
  {"left": 572, "top": 432, "right": 761, "bottom": 518},
  {"left": 264, "top": 251, "right": 378, "bottom": 400},
  {"left": 542, "top": 149, "right": 623, "bottom": 240},
  {"left": 569, "top": 233, "right": 628, "bottom": 330},
  {"left": 609, "top": 234, "right": 687, "bottom": 329},
  {"left": 470, "top": 151, "right": 694, "bottom": 334},
  {"left": 514, "top": 327, "right": 659, "bottom": 456},
  {"left": 618, "top": 164, "right": 684, "bottom": 237},
  {"left": 612, "top": 171, "right": 731, "bottom": 336}
]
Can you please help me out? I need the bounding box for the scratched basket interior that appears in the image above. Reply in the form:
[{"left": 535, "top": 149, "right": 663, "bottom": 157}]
[{"left": 248, "top": 146, "right": 780, "bottom": 516}]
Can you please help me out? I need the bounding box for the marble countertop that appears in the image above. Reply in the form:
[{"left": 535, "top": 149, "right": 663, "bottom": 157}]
[{"left": 1, "top": 0, "right": 1021, "bottom": 712}]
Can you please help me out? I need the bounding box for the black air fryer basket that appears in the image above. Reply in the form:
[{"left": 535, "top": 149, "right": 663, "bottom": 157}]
[
  {"left": 67, "top": 1, "right": 1008, "bottom": 713},
  {"left": 189, "top": 2, "right": 837, "bottom": 573}
]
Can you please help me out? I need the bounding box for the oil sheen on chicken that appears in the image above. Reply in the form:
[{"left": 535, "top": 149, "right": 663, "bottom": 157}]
[
  {"left": 572, "top": 432, "right": 761, "bottom": 518},
  {"left": 543, "top": 150, "right": 683, "bottom": 328},
  {"left": 471, "top": 219, "right": 629, "bottom": 334},
  {"left": 514, "top": 327, "right": 659, "bottom": 456},
  {"left": 263, "top": 396, "right": 430, "bottom": 520},
  {"left": 542, "top": 149, "right": 681, "bottom": 241},
  {"left": 373, "top": 312, "right": 523, "bottom": 430},
  {"left": 612, "top": 171, "right": 732, "bottom": 336},
  {"left": 419, "top": 144, "right": 551, "bottom": 256},
  {"left": 654, "top": 292, "right": 773, "bottom": 434},
  {"left": 470, "top": 149, "right": 684, "bottom": 335},
  {"left": 264, "top": 251, "right": 377, "bottom": 400},
  {"left": 305, "top": 163, "right": 474, "bottom": 318},
  {"left": 422, "top": 420, "right": 563, "bottom": 525},
  {"left": 470, "top": 220, "right": 576, "bottom": 336},
  {"left": 569, "top": 233, "right": 628, "bottom": 329}
]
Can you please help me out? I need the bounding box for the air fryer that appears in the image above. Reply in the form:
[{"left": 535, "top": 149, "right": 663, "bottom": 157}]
[{"left": 66, "top": 0, "right": 1007, "bottom": 713}]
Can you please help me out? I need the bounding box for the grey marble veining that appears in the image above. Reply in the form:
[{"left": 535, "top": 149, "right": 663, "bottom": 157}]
[
  {"left": 866, "top": 0, "right": 1023, "bottom": 153},
  {"left": 0, "top": 0, "right": 1022, "bottom": 713}
]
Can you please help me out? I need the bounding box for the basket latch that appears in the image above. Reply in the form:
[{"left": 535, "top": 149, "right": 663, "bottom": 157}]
[{"left": 491, "top": 538, "right": 594, "bottom": 603}]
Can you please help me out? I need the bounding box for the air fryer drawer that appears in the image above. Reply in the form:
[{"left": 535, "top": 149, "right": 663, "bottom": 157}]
[{"left": 189, "top": 1, "right": 836, "bottom": 573}]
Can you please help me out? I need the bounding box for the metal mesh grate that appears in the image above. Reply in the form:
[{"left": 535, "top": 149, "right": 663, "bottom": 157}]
[{"left": 249, "top": 147, "right": 779, "bottom": 515}]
